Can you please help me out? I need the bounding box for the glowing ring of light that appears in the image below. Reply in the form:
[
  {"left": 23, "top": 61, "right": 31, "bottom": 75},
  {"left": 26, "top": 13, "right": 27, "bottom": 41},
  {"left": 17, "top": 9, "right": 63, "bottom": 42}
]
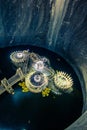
[
  {"left": 10, "top": 50, "right": 28, "bottom": 63},
  {"left": 25, "top": 71, "right": 48, "bottom": 93}
]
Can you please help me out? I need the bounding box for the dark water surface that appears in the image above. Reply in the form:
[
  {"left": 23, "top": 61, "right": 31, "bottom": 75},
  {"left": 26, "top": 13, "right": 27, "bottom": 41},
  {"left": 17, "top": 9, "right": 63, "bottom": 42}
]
[{"left": 0, "top": 45, "right": 83, "bottom": 130}]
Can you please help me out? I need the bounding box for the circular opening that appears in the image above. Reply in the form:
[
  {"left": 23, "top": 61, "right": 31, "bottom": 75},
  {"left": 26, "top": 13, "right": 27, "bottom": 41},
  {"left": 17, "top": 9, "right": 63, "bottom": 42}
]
[{"left": 0, "top": 45, "right": 83, "bottom": 130}]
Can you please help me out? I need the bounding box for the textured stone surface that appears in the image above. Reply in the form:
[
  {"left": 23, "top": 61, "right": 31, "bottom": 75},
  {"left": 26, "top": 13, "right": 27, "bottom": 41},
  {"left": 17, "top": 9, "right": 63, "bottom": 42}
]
[
  {"left": 65, "top": 111, "right": 87, "bottom": 130},
  {"left": 0, "top": 0, "right": 50, "bottom": 46}
]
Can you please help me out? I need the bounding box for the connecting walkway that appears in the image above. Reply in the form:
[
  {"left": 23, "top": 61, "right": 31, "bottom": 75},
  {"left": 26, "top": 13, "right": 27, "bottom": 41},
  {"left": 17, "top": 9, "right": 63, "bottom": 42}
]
[{"left": 0, "top": 68, "right": 24, "bottom": 95}]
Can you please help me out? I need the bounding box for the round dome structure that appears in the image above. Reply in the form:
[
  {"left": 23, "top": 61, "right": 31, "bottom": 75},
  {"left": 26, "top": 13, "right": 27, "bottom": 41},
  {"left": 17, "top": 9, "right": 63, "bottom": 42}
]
[
  {"left": 10, "top": 50, "right": 29, "bottom": 64},
  {"left": 25, "top": 71, "right": 48, "bottom": 93},
  {"left": 10, "top": 50, "right": 29, "bottom": 73}
]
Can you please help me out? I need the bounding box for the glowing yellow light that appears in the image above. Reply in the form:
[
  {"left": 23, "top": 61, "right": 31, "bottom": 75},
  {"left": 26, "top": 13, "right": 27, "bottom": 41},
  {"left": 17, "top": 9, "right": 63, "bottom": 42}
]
[
  {"left": 42, "top": 87, "right": 51, "bottom": 97},
  {"left": 18, "top": 81, "right": 29, "bottom": 92}
]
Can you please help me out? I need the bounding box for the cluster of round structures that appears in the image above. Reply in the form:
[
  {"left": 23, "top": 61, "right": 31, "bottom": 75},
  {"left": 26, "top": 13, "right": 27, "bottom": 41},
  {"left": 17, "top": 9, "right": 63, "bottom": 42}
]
[{"left": 10, "top": 50, "right": 73, "bottom": 95}]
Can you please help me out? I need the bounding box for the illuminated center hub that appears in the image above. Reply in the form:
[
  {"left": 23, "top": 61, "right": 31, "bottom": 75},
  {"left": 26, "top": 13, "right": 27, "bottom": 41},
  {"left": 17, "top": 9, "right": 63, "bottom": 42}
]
[
  {"left": 25, "top": 71, "right": 48, "bottom": 93},
  {"left": 10, "top": 50, "right": 29, "bottom": 63},
  {"left": 34, "top": 75, "right": 41, "bottom": 82},
  {"left": 33, "top": 61, "right": 44, "bottom": 71},
  {"left": 16, "top": 52, "right": 23, "bottom": 59},
  {"left": 30, "top": 72, "right": 44, "bottom": 87}
]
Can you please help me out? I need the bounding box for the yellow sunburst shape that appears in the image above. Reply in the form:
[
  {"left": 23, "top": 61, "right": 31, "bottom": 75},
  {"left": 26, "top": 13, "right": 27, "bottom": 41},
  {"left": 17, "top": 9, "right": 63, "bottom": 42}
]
[
  {"left": 18, "top": 81, "right": 29, "bottom": 92},
  {"left": 42, "top": 87, "right": 51, "bottom": 97}
]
